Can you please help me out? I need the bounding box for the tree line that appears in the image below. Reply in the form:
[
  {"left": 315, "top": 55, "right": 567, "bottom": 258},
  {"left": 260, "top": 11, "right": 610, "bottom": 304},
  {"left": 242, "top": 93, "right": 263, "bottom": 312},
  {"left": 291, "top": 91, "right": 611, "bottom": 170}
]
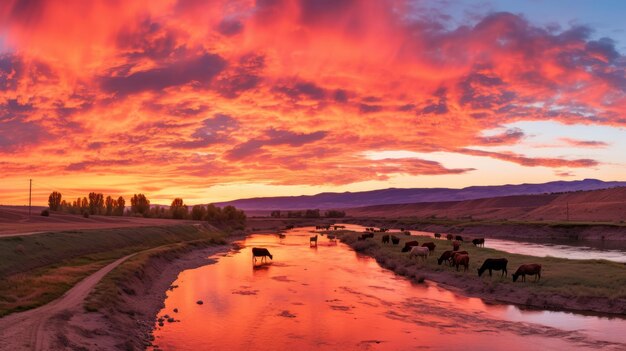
[
  {"left": 270, "top": 209, "right": 346, "bottom": 218},
  {"left": 47, "top": 191, "right": 246, "bottom": 229}
]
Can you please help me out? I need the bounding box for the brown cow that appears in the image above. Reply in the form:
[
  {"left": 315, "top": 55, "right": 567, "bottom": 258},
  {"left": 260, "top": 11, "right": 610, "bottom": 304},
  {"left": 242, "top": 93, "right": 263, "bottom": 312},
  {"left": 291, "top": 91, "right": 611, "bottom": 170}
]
[
  {"left": 391, "top": 235, "right": 400, "bottom": 245},
  {"left": 512, "top": 264, "right": 542, "bottom": 282},
  {"left": 446, "top": 234, "right": 453, "bottom": 241},
  {"left": 382, "top": 234, "right": 390, "bottom": 244},
  {"left": 449, "top": 251, "right": 468, "bottom": 266},
  {"left": 454, "top": 254, "right": 469, "bottom": 272}
]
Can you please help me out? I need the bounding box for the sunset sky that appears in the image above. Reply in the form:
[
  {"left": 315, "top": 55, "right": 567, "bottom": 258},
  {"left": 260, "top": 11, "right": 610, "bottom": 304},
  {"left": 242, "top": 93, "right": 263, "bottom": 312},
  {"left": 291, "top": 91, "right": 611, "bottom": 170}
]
[{"left": 1, "top": 0, "right": 625, "bottom": 206}]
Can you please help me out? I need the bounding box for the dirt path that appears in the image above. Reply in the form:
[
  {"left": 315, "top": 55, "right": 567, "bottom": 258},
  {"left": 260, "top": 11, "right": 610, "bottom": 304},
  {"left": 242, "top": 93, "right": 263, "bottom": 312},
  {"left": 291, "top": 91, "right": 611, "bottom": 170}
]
[{"left": 0, "top": 254, "right": 135, "bottom": 350}]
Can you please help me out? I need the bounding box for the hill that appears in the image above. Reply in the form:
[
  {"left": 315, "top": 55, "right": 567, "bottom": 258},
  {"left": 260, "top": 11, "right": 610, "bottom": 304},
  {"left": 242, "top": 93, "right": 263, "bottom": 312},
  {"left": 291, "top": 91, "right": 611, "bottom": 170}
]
[
  {"left": 345, "top": 186, "right": 626, "bottom": 222},
  {"left": 214, "top": 179, "right": 626, "bottom": 210}
]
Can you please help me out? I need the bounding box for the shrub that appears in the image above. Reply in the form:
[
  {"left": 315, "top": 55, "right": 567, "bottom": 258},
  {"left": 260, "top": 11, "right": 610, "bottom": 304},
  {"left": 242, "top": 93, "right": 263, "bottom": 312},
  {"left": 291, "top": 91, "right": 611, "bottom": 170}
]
[
  {"left": 41, "top": 209, "right": 50, "bottom": 217},
  {"left": 83, "top": 212, "right": 90, "bottom": 218}
]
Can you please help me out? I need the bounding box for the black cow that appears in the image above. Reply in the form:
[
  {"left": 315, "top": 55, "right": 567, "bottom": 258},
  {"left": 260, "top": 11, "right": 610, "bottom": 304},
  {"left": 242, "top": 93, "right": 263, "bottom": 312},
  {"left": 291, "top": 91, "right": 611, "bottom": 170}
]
[
  {"left": 455, "top": 235, "right": 463, "bottom": 242},
  {"left": 391, "top": 235, "right": 400, "bottom": 245},
  {"left": 472, "top": 238, "right": 485, "bottom": 247},
  {"left": 437, "top": 250, "right": 454, "bottom": 265},
  {"left": 401, "top": 241, "right": 419, "bottom": 252},
  {"left": 382, "top": 235, "right": 390, "bottom": 244},
  {"left": 477, "top": 258, "right": 508, "bottom": 277},
  {"left": 252, "top": 248, "right": 273, "bottom": 262}
]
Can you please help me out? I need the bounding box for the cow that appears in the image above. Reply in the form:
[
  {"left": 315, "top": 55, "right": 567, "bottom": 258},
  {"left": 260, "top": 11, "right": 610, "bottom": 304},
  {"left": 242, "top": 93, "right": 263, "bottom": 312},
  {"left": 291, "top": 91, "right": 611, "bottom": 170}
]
[
  {"left": 453, "top": 254, "right": 469, "bottom": 272},
  {"left": 434, "top": 233, "right": 441, "bottom": 238},
  {"left": 252, "top": 247, "right": 273, "bottom": 263},
  {"left": 452, "top": 240, "right": 461, "bottom": 251},
  {"left": 477, "top": 258, "right": 508, "bottom": 277},
  {"left": 421, "top": 242, "right": 436, "bottom": 253},
  {"left": 391, "top": 235, "right": 400, "bottom": 245},
  {"left": 437, "top": 250, "right": 455, "bottom": 265},
  {"left": 286, "top": 225, "right": 295, "bottom": 230},
  {"left": 382, "top": 234, "right": 390, "bottom": 244},
  {"left": 409, "top": 246, "right": 430, "bottom": 261},
  {"left": 472, "top": 238, "right": 485, "bottom": 247},
  {"left": 512, "top": 264, "right": 542, "bottom": 282},
  {"left": 455, "top": 235, "right": 463, "bottom": 242},
  {"left": 402, "top": 241, "right": 420, "bottom": 252},
  {"left": 449, "top": 251, "right": 468, "bottom": 266},
  {"left": 310, "top": 235, "right": 318, "bottom": 246},
  {"left": 446, "top": 234, "right": 453, "bottom": 241}
]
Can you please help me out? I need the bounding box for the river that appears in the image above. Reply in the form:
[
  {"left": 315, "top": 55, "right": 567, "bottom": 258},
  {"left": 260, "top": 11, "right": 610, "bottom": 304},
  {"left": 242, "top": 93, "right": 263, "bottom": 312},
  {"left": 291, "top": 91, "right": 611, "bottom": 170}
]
[
  {"left": 337, "top": 224, "right": 626, "bottom": 263},
  {"left": 150, "top": 227, "right": 626, "bottom": 350}
]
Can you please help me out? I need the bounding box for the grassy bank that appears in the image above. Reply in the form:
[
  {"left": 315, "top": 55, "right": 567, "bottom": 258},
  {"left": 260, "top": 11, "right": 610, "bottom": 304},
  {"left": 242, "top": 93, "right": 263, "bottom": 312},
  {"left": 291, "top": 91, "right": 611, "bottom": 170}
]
[
  {"left": 335, "top": 230, "right": 626, "bottom": 314},
  {"left": 84, "top": 236, "right": 225, "bottom": 313},
  {"left": 0, "top": 225, "right": 224, "bottom": 317}
]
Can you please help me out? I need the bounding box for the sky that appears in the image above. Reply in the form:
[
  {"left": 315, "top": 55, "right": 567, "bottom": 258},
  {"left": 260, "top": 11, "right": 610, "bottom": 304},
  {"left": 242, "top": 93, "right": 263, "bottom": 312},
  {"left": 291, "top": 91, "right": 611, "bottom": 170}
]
[{"left": 0, "top": 0, "right": 625, "bottom": 206}]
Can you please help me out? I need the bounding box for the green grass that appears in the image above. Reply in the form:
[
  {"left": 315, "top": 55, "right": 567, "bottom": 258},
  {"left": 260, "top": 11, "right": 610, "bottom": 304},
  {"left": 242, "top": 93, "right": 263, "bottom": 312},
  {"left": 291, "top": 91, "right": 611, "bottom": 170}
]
[
  {"left": 336, "top": 231, "right": 626, "bottom": 302},
  {"left": 0, "top": 225, "right": 225, "bottom": 317}
]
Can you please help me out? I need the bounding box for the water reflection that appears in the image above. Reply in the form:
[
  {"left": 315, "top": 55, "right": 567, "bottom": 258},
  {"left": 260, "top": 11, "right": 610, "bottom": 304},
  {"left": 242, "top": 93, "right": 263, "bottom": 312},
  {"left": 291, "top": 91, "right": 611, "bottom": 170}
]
[
  {"left": 337, "top": 224, "right": 626, "bottom": 262},
  {"left": 151, "top": 228, "right": 626, "bottom": 351}
]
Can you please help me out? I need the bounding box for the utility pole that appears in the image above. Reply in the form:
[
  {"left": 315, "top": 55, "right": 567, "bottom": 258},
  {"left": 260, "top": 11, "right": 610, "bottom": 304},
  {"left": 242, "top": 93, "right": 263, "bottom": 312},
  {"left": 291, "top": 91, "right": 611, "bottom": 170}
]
[{"left": 29, "top": 179, "right": 32, "bottom": 216}]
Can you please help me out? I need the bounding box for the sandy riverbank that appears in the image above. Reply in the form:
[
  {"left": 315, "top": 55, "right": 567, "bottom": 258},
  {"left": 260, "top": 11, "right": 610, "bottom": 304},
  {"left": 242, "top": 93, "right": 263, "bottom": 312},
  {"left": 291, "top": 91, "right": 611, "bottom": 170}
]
[{"left": 41, "top": 240, "right": 239, "bottom": 350}]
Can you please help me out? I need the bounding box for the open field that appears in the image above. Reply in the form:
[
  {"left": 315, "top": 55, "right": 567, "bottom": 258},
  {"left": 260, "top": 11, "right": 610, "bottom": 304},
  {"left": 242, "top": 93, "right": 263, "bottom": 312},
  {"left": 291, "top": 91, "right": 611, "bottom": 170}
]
[
  {"left": 345, "top": 187, "right": 626, "bottom": 223},
  {"left": 334, "top": 230, "right": 626, "bottom": 314},
  {"left": 0, "top": 206, "right": 205, "bottom": 236},
  {"left": 0, "top": 224, "right": 224, "bottom": 317}
]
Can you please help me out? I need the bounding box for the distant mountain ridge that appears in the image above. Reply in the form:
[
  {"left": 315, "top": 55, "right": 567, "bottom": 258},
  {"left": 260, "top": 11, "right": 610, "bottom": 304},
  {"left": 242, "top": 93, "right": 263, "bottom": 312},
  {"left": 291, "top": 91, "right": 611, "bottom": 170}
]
[{"left": 213, "top": 179, "right": 626, "bottom": 210}]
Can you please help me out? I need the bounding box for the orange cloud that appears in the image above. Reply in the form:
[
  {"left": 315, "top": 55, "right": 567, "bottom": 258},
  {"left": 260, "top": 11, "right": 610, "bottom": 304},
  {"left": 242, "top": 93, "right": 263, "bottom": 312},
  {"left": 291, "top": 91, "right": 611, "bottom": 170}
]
[{"left": 0, "top": 1, "right": 624, "bottom": 204}]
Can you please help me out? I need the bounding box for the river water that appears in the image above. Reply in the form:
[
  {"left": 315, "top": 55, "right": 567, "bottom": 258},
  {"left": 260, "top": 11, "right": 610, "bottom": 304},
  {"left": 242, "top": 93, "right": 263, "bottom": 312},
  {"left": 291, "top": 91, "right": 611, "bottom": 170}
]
[
  {"left": 338, "top": 224, "right": 626, "bottom": 263},
  {"left": 151, "top": 227, "right": 626, "bottom": 350}
]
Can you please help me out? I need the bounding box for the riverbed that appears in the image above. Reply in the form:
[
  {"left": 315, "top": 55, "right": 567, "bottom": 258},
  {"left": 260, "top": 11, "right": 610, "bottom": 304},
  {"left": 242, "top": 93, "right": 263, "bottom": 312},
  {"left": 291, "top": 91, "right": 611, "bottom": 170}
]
[{"left": 151, "top": 227, "right": 626, "bottom": 350}]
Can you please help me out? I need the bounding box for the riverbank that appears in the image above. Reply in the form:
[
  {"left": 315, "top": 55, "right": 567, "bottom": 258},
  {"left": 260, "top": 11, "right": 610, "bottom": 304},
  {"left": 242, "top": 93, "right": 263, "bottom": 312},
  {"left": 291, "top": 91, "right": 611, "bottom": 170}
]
[
  {"left": 55, "top": 238, "right": 240, "bottom": 350},
  {"left": 343, "top": 217, "right": 626, "bottom": 242},
  {"left": 334, "top": 230, "right": 626, "bottom": 316}
]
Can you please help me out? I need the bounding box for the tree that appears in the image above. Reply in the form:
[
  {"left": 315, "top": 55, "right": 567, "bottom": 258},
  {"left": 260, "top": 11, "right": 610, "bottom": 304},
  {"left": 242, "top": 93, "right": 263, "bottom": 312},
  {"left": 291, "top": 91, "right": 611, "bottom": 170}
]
[
  {"left": 170, "top": 198, "right": 187, "bottom": 219},
  {"left": 105, "top": 196, "right": 114, "bottom": 216},
  {"left": 304, "top": 209, "right": 320, "bottom": 218},
  {"left": 270, "top": 210, "right": 281, "bottom": 218},
  {"left": 115, "top": 196, "right": 125, "bottom": 216},
  {"left": 88, "top": 192, "right": 105, "bottom": 215},
  {"left": 130, "top": 194, "right": 150, "bottom": 216},
  {"left": 325, "top": 210, "right": 346, "bottom": 218},
  {"left": 48, "top": 191, "right": 62, "bottom": 211},
  {"left": 191, "top": 205, "right": 207, "bottom": 220},
  {"left": 287, "top": 211, "right": 302, "bottom": 218},
  {"left": 81, "top": 197, "right": 89, "bottom": 210},
  {"left": 205, "top": 204, "right": 222, "bottom": 223}
]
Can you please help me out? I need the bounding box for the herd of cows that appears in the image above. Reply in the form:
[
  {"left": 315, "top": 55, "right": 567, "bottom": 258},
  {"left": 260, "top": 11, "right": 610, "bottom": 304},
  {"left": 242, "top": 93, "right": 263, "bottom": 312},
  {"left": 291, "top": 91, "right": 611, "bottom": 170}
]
[
  {"left": 365, "top": 229, "right": 542, "bottom": 282},
  {"left": 251, "top": 226, "right": 542, "bottom": 283}
]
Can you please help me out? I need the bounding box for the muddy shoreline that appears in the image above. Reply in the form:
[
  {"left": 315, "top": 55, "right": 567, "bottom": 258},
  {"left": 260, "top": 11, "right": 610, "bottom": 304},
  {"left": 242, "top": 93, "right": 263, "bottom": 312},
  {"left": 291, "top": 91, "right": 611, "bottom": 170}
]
[{"left": 76, "top": 237, "right": 244, "bottom": 350}]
